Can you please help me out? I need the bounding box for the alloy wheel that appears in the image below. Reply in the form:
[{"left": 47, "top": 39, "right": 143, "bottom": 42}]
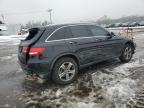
[
  {"left": 58, "top": 62, "right": 75, "bottom": 81},
  {"left": 124, "top": 47, "right": 132, "bottom": 60}
]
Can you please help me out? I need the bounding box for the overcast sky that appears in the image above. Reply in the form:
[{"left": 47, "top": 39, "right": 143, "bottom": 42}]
[{"left": 0, "top": 0, "right": 144, "bottom": 24}]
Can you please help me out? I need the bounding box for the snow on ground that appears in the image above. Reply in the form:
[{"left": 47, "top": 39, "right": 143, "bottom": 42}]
[
  {"left": 92, "top": 59, "right": 144, "bottom": 108},
  {"left": 22, "top": 58, "right": 144, "bottom": 108},
  {"left": 0, "top": 34, "right": 27, "bottom": 45},
  {"left": 0, "top": 35, "right": 20, "bottom": 45},
  {"left": 0, "top": 35, "right": 20, "bottom": 41},
  {"left": 0, "top": 54, "right": 17, "bottom": 61}
]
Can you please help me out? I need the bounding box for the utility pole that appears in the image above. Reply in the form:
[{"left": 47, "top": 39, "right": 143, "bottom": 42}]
[
  {"left": 47, "top": 9, "right": 52, "bottom": 24},
  {"left": 1, "top": 14, "right": 5, "bottom": 23}
]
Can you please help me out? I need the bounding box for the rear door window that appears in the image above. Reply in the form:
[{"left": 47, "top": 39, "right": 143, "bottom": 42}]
[{"left": 48, "top": 27, "right": 73, "bottom": 41}]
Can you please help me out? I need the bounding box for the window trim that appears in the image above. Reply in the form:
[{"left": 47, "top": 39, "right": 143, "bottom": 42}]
[
  {"left": 45, "top": 24, "right": 110, "bottom": 42},
  {"left": 46, "top": 35, "right": 108, "bottom": 42},
  {"left": 48, "top": 26, "right": 68, "bottom": 41}
]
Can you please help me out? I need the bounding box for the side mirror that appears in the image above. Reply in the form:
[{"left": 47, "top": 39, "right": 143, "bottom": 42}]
[
  {"left": 107, "top": 32, "right": 115, "bottom": 37},
  {"left": 107, "top": 32, "right": 115, "bottom": 39},
  {"left": 110, "top": 32, "right": 115, "bottom": 36}
]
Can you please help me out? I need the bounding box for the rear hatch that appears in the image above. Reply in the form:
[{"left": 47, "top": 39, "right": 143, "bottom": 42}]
[{"left": 18, "top": 27, "right": 45, "bottom": 64}]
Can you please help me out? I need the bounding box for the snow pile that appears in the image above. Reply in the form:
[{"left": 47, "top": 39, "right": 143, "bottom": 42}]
[
  {"left": 0, "top": 54, "right": 17, "bottom": 61},
  {"left": 0, "top": 35, "right": 19, "bottom": 40},
  {"left": 92, "top": 71, "right": 136, "bottom": 108},
  {"left": 92, "top": 59, "right": 144, "bottom": 108},
  {"left": 106, "top": 78, "right": 136, "bottom": 108},
  {"left": 114, "top": 60, "right": 143, "bottom": 76},
  {"left": 0, "top": 56, "right": 12, "bottom": 61},
  {"left": 0, "top": 34, "right": 28, "bottom": 45},
  {"left": 0, "top": 35, "right": 21, "bottom": 45}
]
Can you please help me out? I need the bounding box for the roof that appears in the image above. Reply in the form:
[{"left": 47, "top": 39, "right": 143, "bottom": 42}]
[
  {"left": 44, "top": 22, "right": 98, "bottom": 28},
  {"left": 31, "top": 22, "right": 98, "bottom": 30}
]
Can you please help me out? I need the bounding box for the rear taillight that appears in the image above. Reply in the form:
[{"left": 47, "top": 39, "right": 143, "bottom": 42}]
[
  {"left": 22, "top": 46, "right": 28, "bottom": 54},
  {"left": 22, "top": 47, "right": 45, "bottom": 57},
  {"left": 29, "top": 47, "right": 45, "bottom": 57}
]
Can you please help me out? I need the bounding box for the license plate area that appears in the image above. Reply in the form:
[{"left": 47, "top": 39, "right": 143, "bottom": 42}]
[
  {"left": 25, "top": 74, "right": 38, "bottom": 81},
  {"left": 25, "top": 75, "right": 46, "bottom": 83}
]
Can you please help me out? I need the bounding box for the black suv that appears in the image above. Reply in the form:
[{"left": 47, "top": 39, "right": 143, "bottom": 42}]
[{"left": 18, "top": 23, "right": 136, "bottom": 84}]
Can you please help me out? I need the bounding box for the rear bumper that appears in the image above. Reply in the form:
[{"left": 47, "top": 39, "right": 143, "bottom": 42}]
[{"left": 18, "top": 61, "right": 51, "bottom": 79}]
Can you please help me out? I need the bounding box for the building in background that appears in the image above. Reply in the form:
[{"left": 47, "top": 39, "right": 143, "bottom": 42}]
[
  {"left": 0, "top": 21, "right": 7, "bottom": 36},
  {"left": 0, "top": 21, "right": 21, "bottom": 36}
]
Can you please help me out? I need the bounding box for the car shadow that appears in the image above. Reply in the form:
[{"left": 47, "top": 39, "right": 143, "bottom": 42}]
[{"left": 79, "top": 58, "right": 122, "bottom": 74}]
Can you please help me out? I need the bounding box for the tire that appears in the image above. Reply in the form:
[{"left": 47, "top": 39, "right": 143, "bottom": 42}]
[
  {"left": 52, "top": 57, "right": 78, "bottom": 85},
  {"left": 119, "top": 44, "right": 134, "bottom": 63}
]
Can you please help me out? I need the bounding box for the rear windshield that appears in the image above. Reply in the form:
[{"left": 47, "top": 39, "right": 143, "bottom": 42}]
[{"left": 25, "top": 28, "right": 40, "bottom": 40}]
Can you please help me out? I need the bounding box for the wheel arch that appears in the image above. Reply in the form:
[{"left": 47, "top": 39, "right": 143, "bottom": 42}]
[
  {"left": 50, "top": 53, "right": 80, "bottom": 72},
  {"left": 125, "top": 41, "right": 135, "bottom": 53}
]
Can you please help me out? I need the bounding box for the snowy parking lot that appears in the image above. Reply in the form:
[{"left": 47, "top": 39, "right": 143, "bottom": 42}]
[{"left": 0, "top": 32, "right": 144, "bottom": 108}]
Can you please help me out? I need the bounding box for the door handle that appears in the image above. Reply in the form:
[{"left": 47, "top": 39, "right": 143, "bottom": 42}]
[
  {"left": 95, "top": 38, "right": 103, "bottom": 41},
  {"left": 69, "top": 41, "right": 77, "bottom": 44}
]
